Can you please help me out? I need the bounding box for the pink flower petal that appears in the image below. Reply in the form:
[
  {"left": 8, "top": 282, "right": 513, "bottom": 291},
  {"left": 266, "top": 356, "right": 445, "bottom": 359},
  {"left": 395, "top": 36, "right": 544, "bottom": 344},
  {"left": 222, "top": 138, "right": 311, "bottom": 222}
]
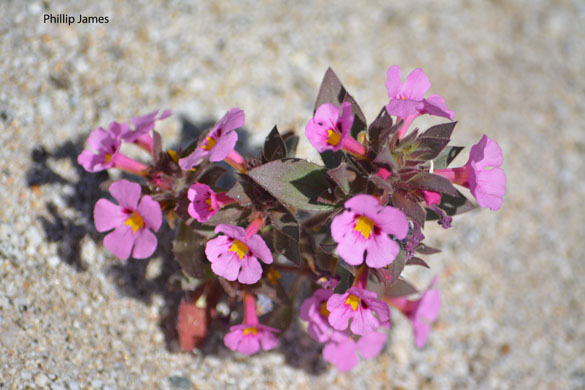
[
  {"left": 385, "top": 99, "right": 423, "bottom": 118},
  {"left": 344, "top": 194, "right": 380, "bottom": 215},
  {"left": 210, "top": 253, "right": 241, "bottom": 281},
  {"left": 414, "top": 321, "right": 431, "bottom": 348},
  {"left": 423, "top": 94, "right": 455, "bottom": 120},
  {"left": 204, "top": 235, "right": 231, "bottom": 261},
  {"left": 238, "top": 256, "right": 263, "bottom": 284},
  {"left": 132, "top": 228, "right": 158, "bottom": 259},
  {"left": 356, "top": 331, "right": 387, "bottom": 359},
  {"left": 178, "top": 148, "right": 209, "bottom": 170},
  {"left": 94, "top": 199, "right": 125, "bottom": 232},
  {"left": 109, "top": 180, "right": 141, "bottom": 210},
  {"left": 470, "top": 134, "right": 503, "bottom": 169},
  {"left": 472, "top": 167, "right": 506, "bottom": 211},
  {"left": 313, "top": 103, "right": 340, "bottom": 127},
  {"left": 323, "top": 339, "right": 359, "bottom": 372},
  {"left": 335, "top": 231, "right": 369, "bottom": 266},
  {"left": 350, "top": 306, "right": 379, "bottom": 335},
  {"left": 103, "top": 225, "right": 135, "bottom": 260},
  {"left": 369, "top": 205, "right": 409, "bottom": 240},
  {"left": 258, "top": 329, "right": 279, "bottom": 351},
  {"left": 137, "top": 195, "right": 162, "bottom": 231},
  {"left": 218, "top": 108, "right": 245, "bottom": 132},
  {"left": 87, "top": 127, "right": 112, "bottom": 151},
  {"left": 246, "top": 234, "right": 273, "bottom": 265},
  {"left": 224, "top": 328, "right": 243, "bottom": 351},
  {"left": 214, "top": 224, "right": 246, "bottom": 241},
  {"left": 77, "top": 150, "right": 103, "bottom": 172},
  {"left": 402, "top": 68, "right": 431, "bottom": 100},
  {"left": 238, "top": 335, "right": 261, "bottom": 355},
  {"left": 364, "top": 234, "right": 399, "bottom": 268},
  {"left": 209, "top": 130, "right": 238, "bottom": 162},
  {"left": 385, "top": 65, "right": 403, "bottom": 99},
  {"left": 339, "top": 101, "right": 354, "bottom": 136},
  {"left": 363, "top": 296, "right": 390, "bottom": 323}
]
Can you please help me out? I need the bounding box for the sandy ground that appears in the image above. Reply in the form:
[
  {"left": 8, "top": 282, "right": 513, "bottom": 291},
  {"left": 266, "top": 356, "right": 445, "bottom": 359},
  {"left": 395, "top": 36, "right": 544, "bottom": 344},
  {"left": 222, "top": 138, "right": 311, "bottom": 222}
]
[{"left": 1, "top": 0, "right": 584, "bottom": 389}]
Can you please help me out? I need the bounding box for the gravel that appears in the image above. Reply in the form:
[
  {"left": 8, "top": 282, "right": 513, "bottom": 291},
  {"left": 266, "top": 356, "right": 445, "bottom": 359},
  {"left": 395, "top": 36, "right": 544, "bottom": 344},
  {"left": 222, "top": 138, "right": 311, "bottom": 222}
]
[{"left": 1, "top": 0, "right": 584, "bottom": 388}]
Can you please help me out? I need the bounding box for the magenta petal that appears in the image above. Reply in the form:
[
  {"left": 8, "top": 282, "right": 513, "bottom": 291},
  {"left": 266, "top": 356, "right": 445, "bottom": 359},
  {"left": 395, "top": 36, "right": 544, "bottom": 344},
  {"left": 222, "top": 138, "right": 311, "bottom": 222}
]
[
  {"left": 94, "top": 199, "right": 125, "bottom": 232},
  {"left": 370, "top": 205, "right": 409, "bottom": 240},
  {"left": 214, "top": 224, "right": 246, "bottom": 240},
  {"left": 132, "top": 228, "right": 158, "bottom": 259},
  {"left": 336, "top": 231, "right": 369, "bottom": 266},
  {"left": 414, "top": 321, "right": 431, "bottom": 348},
  {"left": 344, "top": 194, "right": 380, "bottom": 215},
  {"left": 386, "top": 99, "right": 423, "bottom": 118},
  {"left": 323, "top": 340, "right": 359, "bottom": 372},
  {"left": 178, "top": 148, "right": 208, "bottom": 170},
  {"left": 471, "top": 167, "right": 506, "bottom": 211},
  {"left": 419, "top": 289, "right": 441, "bottom": 323},
  {"left": 238, "top": 256, "right": 263, "bottom": 284},
  {"left": 258, "top": 330, "right": 279, "bottom": 351},
  {"left": 423, "top": 94, "right": 455, "bottom": 120},
  {"left": 299, "top": 297, "right": 314, "bottom": 321},
  {"left": 219, "top": 108, "right": 245, "bottom": 132},
  {"left": 356, "top": 331, "right": 387, "bottom": 359},
  {"left": 305, "top": 119, "right": 332, "bottom": 152},
  {"left": 339, "top": 102, "right": 354, "bottom": 136},
  {"left": 363, "top": 297, "right": 390, "bottom": 323},
  {"left": 204, "top": 235, "right": 232, "bottom": 261},
  {"left": 159, "top": 109, "right": 172, "bottom": 120},
  {"left": 78, "top": 150, "right": 105, "bottom": 172},
  {"left": 470, "top": 135, "right": 503, "bottom": 169},
  {"left": 365, "top": 234, "right": 399, "bottom": 268},
  {"left": 238, "top": 335, "right": 260, "bottom": 355},
  {"left": 209, "top": 130, "right": 238, "bottom": 162},
  {"left": 224, "top": 328, "right": 243, "bottom": 351},
  {"left": 327, "top": 306, "right": 352, "bottom": 331},
  {"left": 87, "top": 127, "right": 112, "bottom": 151},
  {"left": 330, "top": 210, "right": 355, "bottom": 242},
  {"left": 210, "top": 253, "right": 241, "bottom": 281},
  {"left": 402, "top": 68, "right": 431, "bottom": 100},
  {"left": 385, "top": 65, "right": 403, "bottom": 99},
  {"left": 246, "top": 235, "right": 273, "bottom": 265},
  {"left": 350, "top": 307, "right": 380, "bottom": 335},
  {"left": 137, "top": 196, "right": 162, "bottom": 231},
  {"left": 103, "top": 225, "right": 135, "bottom": 260},
  {"left": 314, "top": 103, "right": 340, "bottom": 126},
  {"left": 109, "top": 180, "right": 141, "bottom": 210}
]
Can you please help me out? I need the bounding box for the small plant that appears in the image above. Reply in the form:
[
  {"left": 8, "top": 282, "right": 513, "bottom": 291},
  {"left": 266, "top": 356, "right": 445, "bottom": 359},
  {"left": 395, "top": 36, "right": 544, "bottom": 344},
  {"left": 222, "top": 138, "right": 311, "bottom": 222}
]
[{"left": 79, "top": 66, "right": 506, "bottom": 371}]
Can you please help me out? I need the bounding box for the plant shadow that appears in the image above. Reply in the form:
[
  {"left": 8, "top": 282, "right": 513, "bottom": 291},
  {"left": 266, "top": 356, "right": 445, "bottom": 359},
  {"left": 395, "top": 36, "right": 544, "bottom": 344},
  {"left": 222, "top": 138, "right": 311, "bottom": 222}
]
[{"left": 25, "top": 116, "right": 325, "bottom": 374}]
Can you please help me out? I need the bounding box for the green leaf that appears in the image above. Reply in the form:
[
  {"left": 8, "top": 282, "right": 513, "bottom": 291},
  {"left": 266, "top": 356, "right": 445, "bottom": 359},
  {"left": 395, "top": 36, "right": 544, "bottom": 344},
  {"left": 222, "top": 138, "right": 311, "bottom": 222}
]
[
  {"left": 173, "top": 222, "right": 208, "bottom": 279},
  {"left": 263, "top": 126, "right": 287, "bottom": 162},
  {"left": 408, "top": 172, "right": 458, "bottom": 196},
  {"left": 247, "top": 159, "right": 335, "bottom": 212},
  {"left": 433, "top": 146, "right": 465, "bottom": 169}
]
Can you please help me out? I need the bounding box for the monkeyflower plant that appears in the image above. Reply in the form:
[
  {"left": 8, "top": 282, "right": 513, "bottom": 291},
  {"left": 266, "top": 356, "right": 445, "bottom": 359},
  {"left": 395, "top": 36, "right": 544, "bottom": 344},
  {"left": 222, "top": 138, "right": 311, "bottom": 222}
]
[{"left": 79, "top": 66, "right": 506, "bottom": 371}]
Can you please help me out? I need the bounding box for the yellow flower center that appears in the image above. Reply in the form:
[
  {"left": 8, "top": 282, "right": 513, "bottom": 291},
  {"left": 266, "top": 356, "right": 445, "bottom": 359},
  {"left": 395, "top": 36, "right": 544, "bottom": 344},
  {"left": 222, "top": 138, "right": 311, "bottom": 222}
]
[
  {"left": 320, "top": 301, "right": 330, "bottom": 317},
  {"left": 401, "top": 96, "right": 406, "bottom": 100},
  {"left": 167, "top": 149, "right": 180, "bottom": 163},
  {"left": 105, "top": 153, "right": 113, "bottom": 163},
  {"left": 205, "top": 198, "right": 214, "bottom": 211},
  {"left": 201, "top": 136, "right": 217, "bottom": 151},
  {"left": 326, "top": 129, "right": 342, "bottom": 146},
  {"left": 354, "top": 216, "right": 375, "bottom": 239},
  {"left": 243, "top": 327, "right": 258, "bottom": 336},
  {"left": 229, "top": 239, "right": 249, "bottom": 260},
  {"left": 124, "top": 211, "right": 145, "bottom": 233},
  {"left": 345, "top": 294, "right": 360, "bottom": 311}
]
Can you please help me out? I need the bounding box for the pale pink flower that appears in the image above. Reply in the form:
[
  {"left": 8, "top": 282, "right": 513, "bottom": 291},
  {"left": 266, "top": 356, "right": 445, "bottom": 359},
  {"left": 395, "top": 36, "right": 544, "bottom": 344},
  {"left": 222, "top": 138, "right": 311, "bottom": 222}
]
[
  {"left": 388, "top": 277, "right": 441, "bottom": 348},
  {"left": 121, "top": 109, "right": 172, "bottom": 143},
  {"left": 187, "top": 183, "right": 235, "bottom": 223},
  {"left": 224, "top": 323, "right": 280, "bottom": 355},
  {"left": 94, "top": 180, "right": 162, "bottom": 260},
  {"left": 326, "top": 287, "right": 390, "bottom": 335},
  {"left": 434, "top": 134, "right": 506, "bottom": 210},
  {"left": 330, "top": 194, "right": 409, "bottom": 268},
  {"left": 179, "top": 108, "right": 245, "bottom": 170},
  {"left": 323, "top": 330, "right": 387, "bottom": 372},
  {"left": 305, "top": 102, "right": 353, "bottom": 152},
  {"left": 299, "top": 289, "right": 335, "bottom": 343},
  {"left": 78, "top": 122, "right": 125, "bottom": 172},
  {"left": 205, "top": 224, "right": 273, "bottom": 284}
]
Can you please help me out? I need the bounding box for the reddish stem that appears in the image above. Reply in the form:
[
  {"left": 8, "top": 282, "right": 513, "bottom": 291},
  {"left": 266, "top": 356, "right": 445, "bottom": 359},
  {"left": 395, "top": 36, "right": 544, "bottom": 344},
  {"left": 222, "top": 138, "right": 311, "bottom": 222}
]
[
  {"left": 225, "top": 150, "right": 247, "bottom": 173},
  {"left": 353, "top": 266, "right": 370, "bottom": 289}
]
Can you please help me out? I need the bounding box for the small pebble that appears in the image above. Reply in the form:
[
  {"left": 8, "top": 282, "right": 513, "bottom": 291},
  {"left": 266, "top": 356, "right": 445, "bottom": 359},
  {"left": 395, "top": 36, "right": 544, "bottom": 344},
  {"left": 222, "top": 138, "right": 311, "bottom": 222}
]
[{"left": 34, "top": 373, "right": 49, "bottom": 387}]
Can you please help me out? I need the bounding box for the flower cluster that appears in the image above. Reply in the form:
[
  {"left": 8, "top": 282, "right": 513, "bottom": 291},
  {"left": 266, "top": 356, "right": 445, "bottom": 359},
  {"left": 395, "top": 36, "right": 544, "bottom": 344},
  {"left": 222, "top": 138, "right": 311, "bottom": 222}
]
[{"left": 81, "top": 65, "right": 506, "bottom": 371}]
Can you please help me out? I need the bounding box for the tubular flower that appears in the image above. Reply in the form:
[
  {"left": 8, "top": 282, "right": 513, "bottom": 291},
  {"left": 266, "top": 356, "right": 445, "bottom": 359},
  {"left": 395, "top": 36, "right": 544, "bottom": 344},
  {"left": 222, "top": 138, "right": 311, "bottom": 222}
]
[
  {"left": 121, "top": 109, "right": 171, "bottom": 152},
  {"left": 299, "top": 288, "right": 335, "bottom": 343},
  {"left": 187, "top": 183, "right": 235, "bottom": 223},
  {"left": 179, "top": 108, "right": 245, "bottom": 170},
  {"left": 94, "top": 180, "right": 162, "bottom": 260},
  {"left": 205, "top": 224, "right": 273, "bottom": 284},
  {"left": 385, "top": 65, "right": 454, "bottom": 120},
  {"left": 330, "top": 194, "right": 409, "bottom": 268},
  {"left": 323, "top": 330, "right": 387, "bottom": 372},
  {"left": 434, "top": 134, "right": 506, "bottom": 210},
  {"left": 326, "top": 287, "right": 390, "bottom": 336},
  {"left": 388, "top": 277, "right": 441, "bottom": 348},
  {"left": 305, "top": 102, "right": 353, "bottom": 152}
]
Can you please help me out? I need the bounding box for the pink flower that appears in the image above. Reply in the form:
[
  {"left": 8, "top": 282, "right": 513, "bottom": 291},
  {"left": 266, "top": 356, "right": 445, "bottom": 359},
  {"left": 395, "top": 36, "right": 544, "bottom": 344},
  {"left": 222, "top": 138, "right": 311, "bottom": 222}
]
[
  {"left": 187, "top": 183, "right": 235, "bottom": 223},
  {"left": 121, "top": 109, "right": 172, "bottom": 143},
  {"left": 224, "top": 323, "right": 280, "bottom": 355},
  {"left": 299, "top": 289, "right": 335, "bottom": 343},
  {"left": 326, "top": 287, "right": 390, "bottom": 335},
  {"left": 94, "top": 180, "right": 162, "bottom": 260},
  {"left": 78, "top": 122, "right": 125, "bottom": 172},
  {"left": 305, "top": 102, "right": 353, "bottom": 152},
  {"left": 385, "top": 65, "right": 454, "bottom": 120},
  {"left": 323, "top": 330, "right": 387, "bottom": 372},
  {"left": 388, "top": 277, "right": 441, "bottom": 348},
  {"left": 330, "top": 194, "right": 409, "bottom": 268},
  {"left": 205, "top": 224, "right": 273, "bottom": 284},
  {"left": 434, "top": 135, "right": 506, "bottom": 210},
  {"left": 179, "top": 108, "right": 245, "bottom": 170}
]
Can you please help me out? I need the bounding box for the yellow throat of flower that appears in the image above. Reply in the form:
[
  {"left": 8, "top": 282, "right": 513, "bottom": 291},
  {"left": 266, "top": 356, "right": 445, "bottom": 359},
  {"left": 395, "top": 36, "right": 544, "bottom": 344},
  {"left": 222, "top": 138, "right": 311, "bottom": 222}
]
[
  {"left": 345, "top": 294, "right": 360, "bottom": 311},
  {"left": 354, "top": 216, "right": 375, "bottom": 239},
  {"left": 326, "top": 129, "right": 341, "bottom": 146},
  {"left": 205, "top": 197, "right": 214, "bottom": 211},
  {"left": 105, "top": 153, "right": 113, "bottom": 163},
  {"left": 201, "top": 136, "right": 217, "bottom": 151},
  {"left": 243, "top": 327, "right": 258, "bottom": 336},
  {"left": 229, "top": 239, "right": 249, "bottom": 260},
  {"left": 320, "top": 301, "right": 331, "bottom": 317},
  {"left": 124, "top": 211, "right": 145, "bottom": 233}
]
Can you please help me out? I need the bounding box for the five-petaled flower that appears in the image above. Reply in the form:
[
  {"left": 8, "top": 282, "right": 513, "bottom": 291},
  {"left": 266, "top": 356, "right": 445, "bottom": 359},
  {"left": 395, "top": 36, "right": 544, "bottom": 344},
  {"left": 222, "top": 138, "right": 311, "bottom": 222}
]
[
  {"left": 323, "top": 329, "right": 387, "bottom": 372},
  {"left": 330, "top": 194, "right": 409, "bottom": 268},
  {"left": 224, "top": 323, "right": 280, "bottom": 355},
  {"left": 387, "top": 277, "right": 441, "bottom": 348},
  {"left": 94, "top": 179, "right": 162, "bottom": 260},
  {"left": 434, "top": 134, "right": 506, "bottom": 210},
  {"left": 305, "top": 102, "right": 353, "bottom": 153},
  {"left": 299, "top": 288, "right": 335, "bottom": 343},
  {"left": 179, "top": 108, "right": 245, "bottom": 170},
  {"left": 187, "top": 183, "right": 235, "bottom": 223},
  {"left": 205, "top": 224, "right": 273, "bottom": 284},
  {"left": 326, "top": 286, "right": 390, "bottom": 335}
]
